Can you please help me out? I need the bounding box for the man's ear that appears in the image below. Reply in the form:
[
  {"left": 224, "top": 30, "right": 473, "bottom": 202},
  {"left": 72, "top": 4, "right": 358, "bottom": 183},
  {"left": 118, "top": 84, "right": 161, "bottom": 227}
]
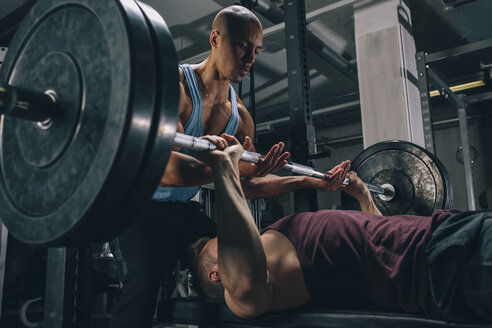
[
  {"left": 210, "top": 30, "right": 220, "bottom": 48},
  {"left": 208, "top": 269, "right": 221, "bottom": 282}
]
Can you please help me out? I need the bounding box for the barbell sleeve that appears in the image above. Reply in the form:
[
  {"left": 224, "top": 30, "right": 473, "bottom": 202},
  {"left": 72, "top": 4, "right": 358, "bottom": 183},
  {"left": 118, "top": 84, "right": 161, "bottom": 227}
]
[
  {"left": 0, "top": 84, "right": 56, "bottom": 122},
  {"left": 174, "top": 132, "right": 395, "bottom": 200}
]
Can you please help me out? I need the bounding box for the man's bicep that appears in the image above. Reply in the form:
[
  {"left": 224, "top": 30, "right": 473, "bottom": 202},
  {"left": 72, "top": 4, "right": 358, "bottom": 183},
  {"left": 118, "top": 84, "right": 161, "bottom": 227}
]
[
  {"left": 159, "top": 151, "right": 212, "bottom": 187},
  {"left": 159, "top": 151, "right": 185, "bottom": 186}
]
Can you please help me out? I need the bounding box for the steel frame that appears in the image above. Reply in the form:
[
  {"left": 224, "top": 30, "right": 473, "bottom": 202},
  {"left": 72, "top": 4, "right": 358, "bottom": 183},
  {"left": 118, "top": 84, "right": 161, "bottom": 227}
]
[
  {"left": 284, "top": 0, "right": 318, "bottom": 212},
  {"left": 415, "top": 38, "right": 492, "bottom": 210}
]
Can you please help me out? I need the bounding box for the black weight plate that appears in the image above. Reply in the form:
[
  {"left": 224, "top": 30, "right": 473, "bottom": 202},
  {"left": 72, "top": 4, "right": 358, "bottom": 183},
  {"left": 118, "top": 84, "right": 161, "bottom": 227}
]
[
  {"left": 80, "top": 1, "right": 180, "bottom": 242},
  {"left": 0, "top": 0, "right": 177, "bottom": 245},
  {"left": 341, "top": 141, "right": 453, "bottom": 216},
  {"left": 433, "top": 151, "right": 454, "bottom": 210}
]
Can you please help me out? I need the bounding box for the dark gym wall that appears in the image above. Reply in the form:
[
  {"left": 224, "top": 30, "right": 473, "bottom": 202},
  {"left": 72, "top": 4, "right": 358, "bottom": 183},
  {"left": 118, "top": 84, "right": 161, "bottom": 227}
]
[
  {"left": 310, "top": 105, "right": 492, "bottom": 212},
  {"left": 434, "top": 105, "right": 492, "bottom": 211}
]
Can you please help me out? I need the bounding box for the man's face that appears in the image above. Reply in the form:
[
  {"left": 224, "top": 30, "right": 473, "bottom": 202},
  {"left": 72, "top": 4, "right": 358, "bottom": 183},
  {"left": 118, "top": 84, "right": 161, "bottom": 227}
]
[{"left": 216, "top": 21, "right": 263, "bottom": 83}]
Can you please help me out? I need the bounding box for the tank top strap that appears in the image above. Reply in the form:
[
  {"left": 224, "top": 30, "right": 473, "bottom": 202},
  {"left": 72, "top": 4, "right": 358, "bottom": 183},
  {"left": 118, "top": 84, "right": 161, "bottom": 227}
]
[
  {"left": 179, "top": 64, "right": 203, "bottom": 136},
  {"left": 223, "top": 84, "right": 239, "bottom": 136},
  {"left": 152, "top": 64, "right": 202, "bottom": 203}
]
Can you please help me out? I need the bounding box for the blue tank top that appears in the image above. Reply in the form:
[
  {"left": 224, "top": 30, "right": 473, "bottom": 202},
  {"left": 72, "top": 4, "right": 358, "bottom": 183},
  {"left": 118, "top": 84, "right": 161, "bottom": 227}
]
[{"left": 152, "top": 64, "right": 240, "bottom": 202}]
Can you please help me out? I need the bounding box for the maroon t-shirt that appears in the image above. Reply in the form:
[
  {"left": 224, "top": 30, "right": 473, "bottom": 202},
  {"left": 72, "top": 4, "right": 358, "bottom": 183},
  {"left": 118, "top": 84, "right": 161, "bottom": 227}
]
[{"left": 261, "top": 209, "right": 455, "bottom": 314}]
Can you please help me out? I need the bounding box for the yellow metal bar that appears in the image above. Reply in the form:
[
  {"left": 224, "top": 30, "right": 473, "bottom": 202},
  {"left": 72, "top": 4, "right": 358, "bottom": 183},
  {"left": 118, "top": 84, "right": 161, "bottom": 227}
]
[{"left": 430, "top": 80, "right": 485, "bottom": 97}]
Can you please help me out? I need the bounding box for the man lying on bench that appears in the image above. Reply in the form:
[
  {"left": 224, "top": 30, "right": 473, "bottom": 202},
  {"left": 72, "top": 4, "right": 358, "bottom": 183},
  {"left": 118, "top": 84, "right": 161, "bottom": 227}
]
[{"left": 186, "top": 134, "right": 492, "bottom": 324}]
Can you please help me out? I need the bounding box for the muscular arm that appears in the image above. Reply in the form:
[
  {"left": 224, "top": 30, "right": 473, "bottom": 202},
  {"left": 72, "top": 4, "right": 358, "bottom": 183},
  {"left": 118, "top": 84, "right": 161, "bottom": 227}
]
[
  {"left": 241, "top": 161, "right": 351, "bottom": 199},
  {"left": 235, "top": 98, "right": 348, "bottom": 197},
  {"left": 355, "top": 193, "right": 382, "bottom": 215},
  {"left": 159, "top": 73, "right": 215, "bottom": 187},
  {"left": 241, "top": 175, "right": 324, "bottom": 199},
  {"left": 358, "top": 193, "right": 382, "bottom": 215},
  {"left": 159, "top": 151, "right": 213, "bottom": 187},
  {"left": 341, "top": 172, "right": 382, "bottom": 215},
  {"left": 242, "top": 170, "right": 382, "bottom": 215},
  {"left": 207, "top": 146, "right": 273, "bottom": 318}
]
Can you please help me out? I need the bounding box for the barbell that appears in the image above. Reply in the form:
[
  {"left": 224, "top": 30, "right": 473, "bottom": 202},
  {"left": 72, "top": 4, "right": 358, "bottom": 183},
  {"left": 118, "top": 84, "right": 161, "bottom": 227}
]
[
  {"left": 173, "top": 133, "right": 395, "bottom": 198},
  {"left": 0, "top": 0, "right": 453, "bottom": 246}
]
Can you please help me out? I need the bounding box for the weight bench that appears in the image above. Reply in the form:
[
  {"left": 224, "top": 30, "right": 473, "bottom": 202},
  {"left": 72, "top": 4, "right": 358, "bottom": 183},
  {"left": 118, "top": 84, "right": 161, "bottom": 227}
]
[{"left": 156, "top": 297, "right": 489, "bottom": 328}]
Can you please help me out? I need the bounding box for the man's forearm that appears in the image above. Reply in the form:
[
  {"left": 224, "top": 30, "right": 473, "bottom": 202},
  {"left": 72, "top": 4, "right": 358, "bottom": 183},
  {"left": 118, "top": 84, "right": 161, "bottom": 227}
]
[
  {"left": 350, "top": 187, "right": 382, "bottom": 215},
  {"left": 359, "top": 197, "right": 382, "bottom": 215},
  {"left": 241, "top": 174, "right": 316, "bottom": 199},
  {"left": 159, "top": 151, "right": 213, "bottom": 187},
  {"left": 159, "top": 153, "right": 315, "bottom": 197},
  {"left": 243, "top": 173, "right": 383, "bottom": 215}
]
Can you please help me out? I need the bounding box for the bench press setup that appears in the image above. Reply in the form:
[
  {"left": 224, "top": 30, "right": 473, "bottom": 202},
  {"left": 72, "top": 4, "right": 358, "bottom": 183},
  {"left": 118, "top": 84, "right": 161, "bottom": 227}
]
[
  {"left": 0, "top": 0, "right": 490, "bottom": 327},
  {"left": 0, "top": 0, "right": 453, "bottom": 246}
]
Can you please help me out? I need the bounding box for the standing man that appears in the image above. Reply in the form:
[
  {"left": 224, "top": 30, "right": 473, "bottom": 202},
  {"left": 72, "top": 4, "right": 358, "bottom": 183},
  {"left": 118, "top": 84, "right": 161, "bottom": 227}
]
[{"left": 110, "top": 6, "right": 349, "bottom": 328}]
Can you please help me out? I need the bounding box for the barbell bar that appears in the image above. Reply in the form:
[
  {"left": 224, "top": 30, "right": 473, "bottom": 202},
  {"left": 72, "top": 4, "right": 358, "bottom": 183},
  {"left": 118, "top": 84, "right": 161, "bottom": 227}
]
[
  {"left": 0, "top": 84, "right": 395, "bottom": 200},
  {"left": 173, "top": 132, "right": 395, "bottom": 200}
]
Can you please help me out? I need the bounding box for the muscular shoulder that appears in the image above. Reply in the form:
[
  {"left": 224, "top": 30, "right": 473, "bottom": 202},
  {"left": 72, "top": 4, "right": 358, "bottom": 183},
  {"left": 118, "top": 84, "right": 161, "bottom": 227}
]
[
  {"left": 179, "top": 66, "right": 192, "bottom": 118},
  {"left": 235, "top": 97, "right": 255, "bottom": 142}
]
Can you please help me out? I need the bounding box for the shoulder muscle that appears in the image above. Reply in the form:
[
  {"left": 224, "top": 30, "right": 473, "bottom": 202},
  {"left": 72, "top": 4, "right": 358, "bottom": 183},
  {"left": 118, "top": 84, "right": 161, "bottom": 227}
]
[{"left": 235, "top": 96, "right": 255, "bottom": 142}]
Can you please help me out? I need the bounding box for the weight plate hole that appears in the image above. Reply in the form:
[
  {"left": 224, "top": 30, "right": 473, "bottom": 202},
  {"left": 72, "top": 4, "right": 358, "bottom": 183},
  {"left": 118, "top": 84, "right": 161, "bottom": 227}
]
[{"left": 379, "top": 183, "right": 395, "bottom": 202}]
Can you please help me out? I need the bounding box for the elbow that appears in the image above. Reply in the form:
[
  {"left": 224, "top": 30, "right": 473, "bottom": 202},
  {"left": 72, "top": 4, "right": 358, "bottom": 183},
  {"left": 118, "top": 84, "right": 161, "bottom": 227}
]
[
  {"left": 227, "top": 289, "right": 270, "bottom": 319},
  {"left": 226, "top": 279, "right": 272, "bottom": 318},
  {"left": 159, "top": 171, "right": 174, "bottom": 187},
  {"left": 233, "top": 307, "right": 266, "bottom": 319},
  {"left": 233, "top": 280, "right": 257, "bottom": 301},
  {"left": 159, "top": 157, "right": 211, "bottom": 187}
]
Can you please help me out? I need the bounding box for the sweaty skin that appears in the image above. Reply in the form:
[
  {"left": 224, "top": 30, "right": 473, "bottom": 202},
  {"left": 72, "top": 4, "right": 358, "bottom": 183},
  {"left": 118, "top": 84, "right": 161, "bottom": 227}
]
[{"left": 196, "top": 135, "right": 365, "bottom": 318}]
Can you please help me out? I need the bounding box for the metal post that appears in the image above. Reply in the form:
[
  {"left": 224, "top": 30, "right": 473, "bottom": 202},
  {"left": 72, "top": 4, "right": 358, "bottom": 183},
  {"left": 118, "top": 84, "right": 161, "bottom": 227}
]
[
  {"left": 241, "top": 0, "right": 261, "bottom": 228},
  {"left": 416, "top": 51, "right": 436, "bottom": 153},
  {"left": 249, "top": 51, "right": 262, "bottom": 227},
  {"left": 457, "top": 104, "right": 476, "bottom": 210},
  {"left": 44, "top": 247, "right": 77, "bottom": 328},
  {"left": 284, "top": 0, "right": 317, "bottom": 212},
  {"left": 253, "top": 0, "right": 358, "bottom": 82},
  {"left": 427, "top": 68, "right": 476, "bottom": 210}
]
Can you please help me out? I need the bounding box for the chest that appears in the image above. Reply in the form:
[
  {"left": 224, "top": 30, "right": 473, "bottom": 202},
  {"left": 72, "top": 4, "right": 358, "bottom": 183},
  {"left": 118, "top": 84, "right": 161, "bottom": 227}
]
[
  {"left": 261, "top": 231, "right": 311, "bottom": 310},
  {"left": 180, "top": 93, "right": 238, "bottom": 136},
  {"left": 201, "top": 100, "right": 234, "bottom": 135}
]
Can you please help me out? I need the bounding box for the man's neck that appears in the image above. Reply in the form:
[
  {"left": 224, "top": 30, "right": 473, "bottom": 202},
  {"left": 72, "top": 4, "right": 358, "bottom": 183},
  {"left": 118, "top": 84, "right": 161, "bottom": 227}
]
[{"left": 195, "top": 58, "right": 231, "bottom": 102}]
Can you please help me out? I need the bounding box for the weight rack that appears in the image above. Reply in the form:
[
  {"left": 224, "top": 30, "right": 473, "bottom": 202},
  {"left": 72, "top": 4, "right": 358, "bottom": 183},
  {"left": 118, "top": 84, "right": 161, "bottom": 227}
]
[{"left": 416, "top": 38, "right": 492, "bottom": 211}]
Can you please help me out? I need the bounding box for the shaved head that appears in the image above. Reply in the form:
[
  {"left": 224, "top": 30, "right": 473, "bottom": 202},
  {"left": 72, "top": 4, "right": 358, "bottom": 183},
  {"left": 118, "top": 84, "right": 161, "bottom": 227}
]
[
  {"left": 208, "top": 5, "right": 263, "bottom": 83},
  {"left": 212, "top": 5, "right": 262, "bottom": 37}
]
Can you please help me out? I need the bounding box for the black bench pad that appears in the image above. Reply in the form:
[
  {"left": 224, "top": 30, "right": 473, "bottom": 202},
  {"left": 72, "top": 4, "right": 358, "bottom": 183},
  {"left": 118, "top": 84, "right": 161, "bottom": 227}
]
[{"left": 157, "top": 298, "right": 489, "bottom": 328}]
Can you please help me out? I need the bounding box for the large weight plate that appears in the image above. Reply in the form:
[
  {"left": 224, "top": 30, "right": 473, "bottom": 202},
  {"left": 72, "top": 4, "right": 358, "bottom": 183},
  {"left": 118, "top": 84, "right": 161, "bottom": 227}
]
[
  {"left": 341, "top": 141, "right": 453, "bottom": 216},
  {"left": 0, "top": 0, "right": 179, "bottom": 245},
  {"left": 89, "top": 1, "right": 181, "bottom": 239}
]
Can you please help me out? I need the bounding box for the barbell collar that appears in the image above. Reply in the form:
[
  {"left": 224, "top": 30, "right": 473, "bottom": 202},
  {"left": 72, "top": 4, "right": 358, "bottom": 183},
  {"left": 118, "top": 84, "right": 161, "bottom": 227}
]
[
  {"left": 378, "top": 183, "right": 395, "bottom": 201},
  {"left": 0, "top": 84, "right": 56, "bottom": 122}
]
